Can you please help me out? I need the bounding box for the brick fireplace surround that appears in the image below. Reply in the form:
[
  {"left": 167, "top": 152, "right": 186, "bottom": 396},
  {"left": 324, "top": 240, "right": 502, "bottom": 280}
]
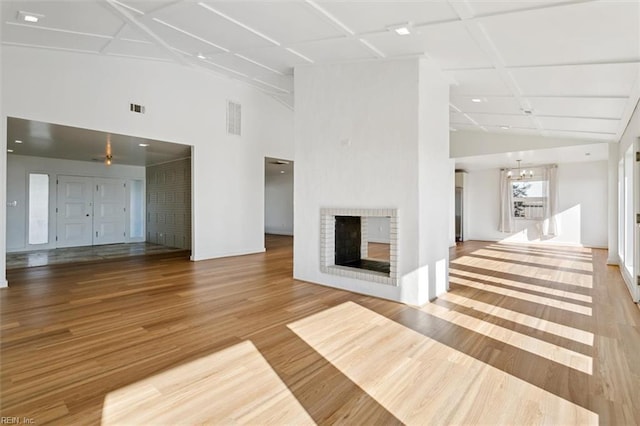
[{"left": 320, "top": 208, "right": 399, "bottom": 286}]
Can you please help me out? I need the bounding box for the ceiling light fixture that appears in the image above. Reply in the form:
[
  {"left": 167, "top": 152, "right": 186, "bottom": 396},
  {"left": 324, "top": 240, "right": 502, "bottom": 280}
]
[
  {"left": 105, "top": 135, "right": 113, "bottom": 166},
  {"left": 18, "top": 11, "right": 43, "bottom": 23},
  {"left": 197, "top": 53, "right": 206, "bottom": 60},
  {"left": 471, "top": 98, "right": 483, "bottom": 103},
  {"left": 507, "top": 160, "right": 533, "bottom": 180},
  {"left": 14, "top": 140, "right": 23, "bottom": 144},
  {"left": 500, "top": 126, "right": 510, "bottom": 130},
  {"left": 388, "top": 22, "right": 412, "bottom": 36},
  {"left": 139, "top": 143, "right": 149, "bottom": 147},
  {"left": 7, "top": 149, "right": 14, "bottom": 153},
  {"left": 280, "top": 170, "right": 285, "bottom": 174}
]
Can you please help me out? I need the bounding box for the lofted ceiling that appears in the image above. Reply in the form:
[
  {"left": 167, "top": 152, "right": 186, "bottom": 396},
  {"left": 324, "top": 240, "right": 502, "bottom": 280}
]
[{"left": 1, "top": 0, "right": 639, "bottom": 145}]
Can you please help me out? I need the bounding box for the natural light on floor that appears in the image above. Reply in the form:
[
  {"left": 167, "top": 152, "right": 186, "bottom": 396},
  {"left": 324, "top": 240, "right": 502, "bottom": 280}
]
[
  {"left": 101, "top": 341, "right": 314, "bottom": 425},
  {"left": 450, "top": 272, "right": 592, "bottom": 316},
  {"left": 439, "top": 292, "right": 594, "bottom": 346},
  {"left": 451, "top": 255, "right": 593, "bottom": 289},
  {"left": 289, "top": 302, "right": 597, "bottom": 425},
  {"left": 472, "top": 248, "right": 594, "bottom": 273},
  {"left": 419, "top": 300, "right": 592, "bottom": 374},
  {"left": 486, "top": 244, "right": 593, "bottom": 261},
  {"left": 449, "top": 267, "right": 593, "bottom": 304}
]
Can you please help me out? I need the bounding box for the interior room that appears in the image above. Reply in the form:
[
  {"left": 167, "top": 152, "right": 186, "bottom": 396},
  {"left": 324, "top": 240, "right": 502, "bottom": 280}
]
[{"left": 1, "top": 0, "right": 639, "bottom": 424}]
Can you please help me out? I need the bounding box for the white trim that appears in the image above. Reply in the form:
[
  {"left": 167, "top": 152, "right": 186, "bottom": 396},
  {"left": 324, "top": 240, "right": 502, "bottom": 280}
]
[{"left": 190, "top": 247, "right": 266, "bottom": 261}]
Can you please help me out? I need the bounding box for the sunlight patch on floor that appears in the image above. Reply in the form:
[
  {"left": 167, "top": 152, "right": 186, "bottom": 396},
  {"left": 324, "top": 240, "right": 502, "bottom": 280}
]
[
  {"left": 488, "top": 244, "right": 593, "bottom": 260},
  {"left": 101, "top": 341, "right": 315, "bottom": 425},
  {"left": 452, "top": 255, "right": 593, "bottom": 289},
  {"left": 450, "top": 274, "right": 592, "bottom": 316},
  {"left": 420, "top": 301, "right": 592, "bottom": 374},
  {"left": 289, "top": 302, "right": 598, "bottom": 425},
  {"left": 439, "top": 292, "right": 594, "bottom": 346},
  {"left": 450, "top": 267, "right": 592, "bottom": 303},
  {"left": 473, "top": 248, "right": 594, "bottom": 273}
]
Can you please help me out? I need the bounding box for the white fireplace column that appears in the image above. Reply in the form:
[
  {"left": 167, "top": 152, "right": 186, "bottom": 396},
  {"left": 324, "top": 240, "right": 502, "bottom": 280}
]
[{"left": 294, "top": 57, "right": 451, "bottom": 306}]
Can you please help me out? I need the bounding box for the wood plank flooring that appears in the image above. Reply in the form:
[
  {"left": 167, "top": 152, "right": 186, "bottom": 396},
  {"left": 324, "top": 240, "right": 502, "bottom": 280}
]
[{"left": 1, "top": 236, "right": 639, "bottom": 424}]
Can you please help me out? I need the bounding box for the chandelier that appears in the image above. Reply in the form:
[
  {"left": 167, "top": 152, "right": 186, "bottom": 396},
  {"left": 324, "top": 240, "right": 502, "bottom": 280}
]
[{"left": 507, "top": 160, "right": 533, "bottom": 180}]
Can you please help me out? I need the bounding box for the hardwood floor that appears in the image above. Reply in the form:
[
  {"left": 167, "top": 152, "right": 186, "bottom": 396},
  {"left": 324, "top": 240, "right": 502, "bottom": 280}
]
[
  {"left": 6, "top": 243, "right": 188, "bottom": 270},
  {"left": 1, "top": 236, "right": 639, "bottom": 424}
]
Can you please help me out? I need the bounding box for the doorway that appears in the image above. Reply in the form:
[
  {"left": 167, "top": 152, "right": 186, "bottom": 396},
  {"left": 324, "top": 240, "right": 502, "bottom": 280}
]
[
  {"left": 455, "top": 187, "right": 463, "bottom": 242},
  {"left": 57, "top": 176, "right": 126, "bottom": 248},
  {"left": 264, "top": 157, "right": 294, "bottom": 249}
]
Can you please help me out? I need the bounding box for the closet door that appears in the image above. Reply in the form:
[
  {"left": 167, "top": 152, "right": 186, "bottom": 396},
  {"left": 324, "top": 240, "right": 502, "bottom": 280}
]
[
  {"left": 56, "top": 176, "right": 93, "bottom": 248},
  {"left": 94, "top": 178, "right": 126, "bottom": 245}
]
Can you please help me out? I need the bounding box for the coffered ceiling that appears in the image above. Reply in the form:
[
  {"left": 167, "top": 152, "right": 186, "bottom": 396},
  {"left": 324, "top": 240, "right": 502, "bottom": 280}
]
[{"left": 2, "top": 0, "right": 639, "bottom": 143}]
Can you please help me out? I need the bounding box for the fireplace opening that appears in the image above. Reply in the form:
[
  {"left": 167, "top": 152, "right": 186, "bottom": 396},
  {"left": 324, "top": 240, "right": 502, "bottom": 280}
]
[{"left": 335, "top": 215, "right": 390, "bottom": 275}]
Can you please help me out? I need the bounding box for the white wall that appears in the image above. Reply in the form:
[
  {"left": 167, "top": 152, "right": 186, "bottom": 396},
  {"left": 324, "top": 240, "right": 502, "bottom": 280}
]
[
  {"left": 6, "top": 155, "right": 145, "bottom": 252},
  {"left": 1, "top": 47, "right": 294, "bottom": 283},
  {"left": 265, "top": 171, "right": 293, "bottom": 236},
  {"left": 466, "top": 160, "right": 608, "bottom": 247},
  {"left": 0, "top": 11, "right": 6, "bottom": 286},
  {"left": 294, "top": 58, "right": 450, "bottom": 306}
]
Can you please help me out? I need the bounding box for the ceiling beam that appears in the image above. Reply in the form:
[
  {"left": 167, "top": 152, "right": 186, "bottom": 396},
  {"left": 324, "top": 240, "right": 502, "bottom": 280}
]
[{"left": 101, "top": 0, "right": 191, "bottom": 66}]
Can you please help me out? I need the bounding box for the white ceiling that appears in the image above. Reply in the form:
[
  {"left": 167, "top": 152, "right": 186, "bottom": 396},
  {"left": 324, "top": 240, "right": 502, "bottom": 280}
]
[{"left": 2, "top": 0, "right": 639, "bottom": 145}]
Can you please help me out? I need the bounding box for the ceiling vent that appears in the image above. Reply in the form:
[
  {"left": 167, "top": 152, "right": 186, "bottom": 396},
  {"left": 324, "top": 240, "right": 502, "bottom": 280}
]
[{"left": 227, "top": 100, "right": 241, "bottom": 136}]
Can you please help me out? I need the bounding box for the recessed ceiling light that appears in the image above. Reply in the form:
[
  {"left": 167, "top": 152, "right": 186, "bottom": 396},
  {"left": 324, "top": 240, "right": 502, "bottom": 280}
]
[
  {"left": 14, "top": 140, "right": 23, "bottom": 144},
  {"left": 7, "top": 149, "right": 14, "bottom": 153},
  {"left": 388, "top": 22, "right": 412, "bottom": 36},
  {"left": 17, "top": 11, "right": 43, "bottom": 23},
  {"left": 197, "top": 53, "right": 206, "bottom": 60},
  {"left": 500, "top": 126, "right": 510, "bottom": 130},
  {"left": 139, "top": 143, "right": 149, "bottom": 147},
  {"left": 471, "top": 98, "right": 483, "bottom": 103},
  {"left": 280, "top": 170, "right": 285, "bottom": 174}
]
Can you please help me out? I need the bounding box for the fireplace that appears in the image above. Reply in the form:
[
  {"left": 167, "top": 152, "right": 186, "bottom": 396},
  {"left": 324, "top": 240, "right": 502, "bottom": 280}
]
[
  {"left": 320, "top": 208, "right": 398, "bottom": 285},
  {"left": 335, "top": 216, "right": 390, "bottom": 274}
]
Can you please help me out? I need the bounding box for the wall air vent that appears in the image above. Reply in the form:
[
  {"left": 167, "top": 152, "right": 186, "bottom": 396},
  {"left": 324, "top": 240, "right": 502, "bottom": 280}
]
[
  {"left": 130, "top": 103, "right": 145, "bottom": 114},
  {"left": 227, "top": 100, "right": 241, "bottom": 136}
]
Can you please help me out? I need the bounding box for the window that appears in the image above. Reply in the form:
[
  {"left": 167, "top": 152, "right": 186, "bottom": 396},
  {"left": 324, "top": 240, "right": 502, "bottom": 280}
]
[
  {"left": 512, "top": 176, "right": 545, "bottom": 219},
  {"left": 28, "top": 173, "right": 49, "bottom": 245}
]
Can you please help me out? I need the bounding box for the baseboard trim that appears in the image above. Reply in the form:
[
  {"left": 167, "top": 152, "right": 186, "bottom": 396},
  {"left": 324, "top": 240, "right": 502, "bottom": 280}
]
[{"left": 191, "top": 247, "right": 266, "bottom": 262}]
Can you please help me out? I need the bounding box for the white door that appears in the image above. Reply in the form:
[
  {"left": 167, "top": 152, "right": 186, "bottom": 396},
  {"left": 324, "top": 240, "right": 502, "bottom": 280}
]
[
  {"left": 94, "top": 178, "right": 126, "bottom": 245},
  {"left": 56, "top": 176, "right": 93, "bottom": 248}
]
